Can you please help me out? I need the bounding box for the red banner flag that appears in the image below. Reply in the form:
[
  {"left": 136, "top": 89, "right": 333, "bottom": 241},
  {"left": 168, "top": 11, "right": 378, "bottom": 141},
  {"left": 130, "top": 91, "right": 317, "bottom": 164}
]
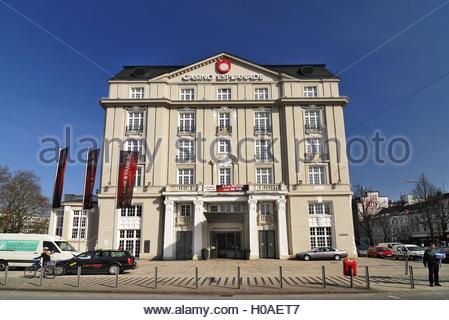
[
  {"left": 52, "top": 147, "right": 69, "bottom": 208},
  {"left": 82, "top": 148, "right": 100, "bottom": 210},
  {"left": 116, "top": 150, "right": 139, "bottom": 209}
]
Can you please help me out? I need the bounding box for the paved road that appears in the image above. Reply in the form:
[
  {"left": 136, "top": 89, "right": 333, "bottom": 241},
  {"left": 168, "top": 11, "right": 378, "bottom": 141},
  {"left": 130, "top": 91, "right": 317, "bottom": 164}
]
[{"left": 1, "top": 288, "right": 448, "bottom": 300}]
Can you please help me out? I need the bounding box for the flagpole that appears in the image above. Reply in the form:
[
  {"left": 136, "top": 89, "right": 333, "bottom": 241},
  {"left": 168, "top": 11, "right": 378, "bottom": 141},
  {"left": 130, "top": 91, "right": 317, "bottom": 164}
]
[{"left": 51, "top": 147, "right": 62, "bottom": 211}]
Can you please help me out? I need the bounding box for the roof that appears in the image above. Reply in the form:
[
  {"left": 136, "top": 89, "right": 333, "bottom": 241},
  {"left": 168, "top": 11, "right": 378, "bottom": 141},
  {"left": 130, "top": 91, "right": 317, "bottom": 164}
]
[
  {"left": 112, "top": 64, "right": 335, "bottom": 81},
  {"left": 63, "top": 194, "right": 97, "bottom": 204},
  {"left": 110, "top": 53, "right": 336, "bottom": 81}
]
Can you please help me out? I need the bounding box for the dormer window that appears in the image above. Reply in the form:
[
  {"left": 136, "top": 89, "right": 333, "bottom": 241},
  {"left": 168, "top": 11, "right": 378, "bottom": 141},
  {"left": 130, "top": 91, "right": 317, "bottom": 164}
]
[{"left": 130, "top": 87, "right": 144, "bottom": 99}]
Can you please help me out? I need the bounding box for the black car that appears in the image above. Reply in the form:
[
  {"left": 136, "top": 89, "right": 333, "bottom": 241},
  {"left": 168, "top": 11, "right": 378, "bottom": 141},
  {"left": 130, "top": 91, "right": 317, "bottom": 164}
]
[{"left": 54, "top": 250, "right": 137, "bottom": 275}]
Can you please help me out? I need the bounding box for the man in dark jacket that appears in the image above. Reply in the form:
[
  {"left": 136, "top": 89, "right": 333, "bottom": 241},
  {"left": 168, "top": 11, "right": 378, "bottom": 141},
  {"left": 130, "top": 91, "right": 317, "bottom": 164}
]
[{"left": 423, "top": 244, "right": 441, "bottom": 287}]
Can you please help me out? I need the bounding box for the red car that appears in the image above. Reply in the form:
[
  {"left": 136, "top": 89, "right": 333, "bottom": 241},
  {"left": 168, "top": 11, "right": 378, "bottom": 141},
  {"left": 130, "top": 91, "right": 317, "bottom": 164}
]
[{"left": 367, "top": 246, "right": 394, "bottom": 259}]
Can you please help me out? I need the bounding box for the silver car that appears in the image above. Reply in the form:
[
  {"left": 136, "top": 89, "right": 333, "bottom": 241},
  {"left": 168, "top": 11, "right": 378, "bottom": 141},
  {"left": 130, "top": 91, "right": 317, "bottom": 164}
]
[{"left": 296, "top": 247, "right": 348, "bottom": 261}]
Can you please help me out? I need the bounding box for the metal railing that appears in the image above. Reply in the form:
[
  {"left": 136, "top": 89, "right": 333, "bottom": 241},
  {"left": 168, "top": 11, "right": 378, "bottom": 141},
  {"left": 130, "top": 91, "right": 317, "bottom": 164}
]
[
  {"left": 304, "top": 153, "right": 329, "bottom": 161},
  {"left": 166, "top": 184, "right": 198, "bottom": 192},
  {"left": 257, "top": 214, "right": 274, "bottom": 225},
  {"left": 254, "top": 126, "right": 272, "bottom": 135},
  {"left": 177, "top": 126, "right": 196, "bottom": 135},
  {"left": 126, "top": 125, "right": 144, "bottom": 134},
  {"left": 253, "top": 183, "right": 283, "bottom": 191},
  {"left": 216, "top": 126, "right": 232, "bottom": 135},
  {"left": 175, "top": 154, "right": 196, "bottom": 162},
  {"left": 305, "top": 124, "right": 323, "bottom": 133},
  {"left": 175, "top": 215, "right": 192, "bottom": 226}
]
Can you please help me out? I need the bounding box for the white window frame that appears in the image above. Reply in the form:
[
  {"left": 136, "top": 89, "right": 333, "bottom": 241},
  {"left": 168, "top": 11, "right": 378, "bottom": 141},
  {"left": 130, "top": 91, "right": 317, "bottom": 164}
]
[
  {"left": 304, "top": 110, "right": 321, "bottom": 130},
  {"left": 256, "top": 167, "right": 273, "bottom": 184},
  {"left": 121, "top": 205, "right": 142, "bottom": 217},
  {"left": 308, "top": 202, "right": 332, "bottom": 215},
  {"left": 218, "top": 111, "right": 230, "bottom": 129},
  {"left": 259, "top": 202, "right": 273, "bottom": 215},
  {"left": 180, "top": 88, "right": 195, "bottom": 101},
  {"left": 254, "top": 111, "right": 271, "bottom": 130},
  {"left": 218, "top": 139, "right": 231, "bottom": 154},
  {"left": 178, "top": 168, "right": 195, "bottom": 185},
  {"left": 254, "top": 88, "right": 269, "bottom": 100},
  {"left": 71, "top": 210, "right": 87, "bottom": 240},
  {"left": 219, "top": 167, "right": 232, "bottom": 185},
  {"left": 306, "top": 138, "right": 322, "bottom": 155},
  {"left": 303, "top": 86, "right": 318, "bottom": 97},
  {"left": 135, "top": 166, "right": 143, "bottom": 187},
  {"left": 178, "top": 204, "right": 192, "bottom": 217},
  {"left": 125, "top": 139, "right": 144, "bottom": 161},
  {"left": 308, "top": 166, "right": 325, "bottom": 185},
  {"left": 177, "top": 139, "right": 195, "bottom": 161},
  {"left": 310, "top": 227, "right": 332, "bottom": 249},
  {"left": 119, "top": 229, "right": 141, "bottom": 258},
  {"left": 255, "top": 139, "right": 272, "bottom": 161},
  {"left": 178, "top": 111, "right": 195, "bottom": 133},
  {"left": 127, "top": 112, "right": 144, "bottom": 132},
  {"left": 130, "top": 87, "right": 144, "bottom": 99},
  {"left": 54, "top": 211, "right": 64, "bottom": 237},
  {"left": 217, "top": 88, "right": 232, "bottom": 100}
]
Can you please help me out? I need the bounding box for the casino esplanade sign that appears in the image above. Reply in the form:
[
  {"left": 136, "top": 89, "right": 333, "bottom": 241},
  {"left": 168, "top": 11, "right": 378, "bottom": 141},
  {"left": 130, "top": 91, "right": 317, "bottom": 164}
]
[{"left": 181, "top": 58, "right": 264, "bottom": 81}]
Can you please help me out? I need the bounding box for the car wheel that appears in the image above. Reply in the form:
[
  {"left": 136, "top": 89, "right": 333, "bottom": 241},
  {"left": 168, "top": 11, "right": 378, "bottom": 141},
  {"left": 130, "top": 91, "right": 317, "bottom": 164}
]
[
  {"left": 108, "top": 264, "right": 121, "bottom": 275},
  {"left": 0, "top": 260, "right": 7, "bottom": 271},
  {"left": 303, "top": 255, "right": 311, "bottom": 261},
  {"left": 334, "top": 255, "right": 341, "bottom": 261},
  {"left": 54, "top": 265, "right": 66, "bottom": 276}
]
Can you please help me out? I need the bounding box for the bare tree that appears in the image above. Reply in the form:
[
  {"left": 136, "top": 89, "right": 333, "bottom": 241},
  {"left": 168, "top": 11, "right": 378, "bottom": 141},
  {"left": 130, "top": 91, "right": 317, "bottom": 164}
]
[
  {"left": 353, "top": 185, "right": 384, "bottom": 245},
  {"left": 0, "top": 168, "right": 50, "bottom": 233},
  {"left": 375, "top": 214, "right": 391, "bottom": 242},
  {"left": 412, "top": 174, "right": 441, "bottom": 241}
]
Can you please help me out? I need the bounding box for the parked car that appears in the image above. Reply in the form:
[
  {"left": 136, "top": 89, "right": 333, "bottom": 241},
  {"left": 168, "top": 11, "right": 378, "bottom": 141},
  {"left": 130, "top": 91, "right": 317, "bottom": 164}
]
[
  {"left": 436, "top": 247, "right": 449, "bottom": 263},
  {"left": 54, "top": 250, "right": 137, "bottom": 276},
  {"left": 296, "top": 247, "right": 348, "bottom": 261},
  {"left": 392, "top": 244, "right": 424, "bottom": 260},
  {"left": 0, "top": 233, "right": 78, "bottom": 271},
  {"left": 367, "top": 246, "right": 394, "bottom": 259},
  {"left": 356, "top": 244, "right": 369, "bottom": 257},
  {"left": 377, "top": 242, "right": 402, "bottom": 249}
]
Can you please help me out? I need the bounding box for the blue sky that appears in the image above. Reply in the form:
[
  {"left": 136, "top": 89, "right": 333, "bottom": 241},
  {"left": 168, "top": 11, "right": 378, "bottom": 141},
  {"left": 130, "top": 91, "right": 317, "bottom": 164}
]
[{"left": 0, "top": 0, "right": 448, "bottom": 200}]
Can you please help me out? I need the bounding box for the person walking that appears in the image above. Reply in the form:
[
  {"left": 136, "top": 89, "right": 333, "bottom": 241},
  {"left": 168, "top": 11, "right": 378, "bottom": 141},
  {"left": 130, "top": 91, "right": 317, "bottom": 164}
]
[{"left": 423, "top": 243, "right": 441, "bottom": 287}]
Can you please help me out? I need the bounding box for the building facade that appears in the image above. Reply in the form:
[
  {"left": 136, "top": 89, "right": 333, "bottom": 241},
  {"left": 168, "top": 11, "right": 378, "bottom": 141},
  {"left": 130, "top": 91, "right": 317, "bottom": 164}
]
[
  {"left": 48, "top": 194, "right": 99, "bottom": 252},
  {"left": 97, "top": 53, "right": 355, "bottom": 260}
]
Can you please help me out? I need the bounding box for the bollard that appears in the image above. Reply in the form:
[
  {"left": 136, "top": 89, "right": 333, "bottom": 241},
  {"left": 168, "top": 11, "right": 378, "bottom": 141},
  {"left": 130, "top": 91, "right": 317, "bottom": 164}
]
[
  {"left": 4, "top": 266, "right": 8, "bottom": 286},
  {"left": 405, "top": 256, "right": 409, "bottom": 275},
  {"left": 40, "top": 267, "right": 43, "bottom": 286},
  {"left": 154, "top": 267, "right": 158, "bottom": 289},
  {"left": 321, "top": 266, "right": 326, "bottom": 288},
  {"left": 237, "top": 266, "right": 241, "bottom": 289},
  {"left": 349, "top": 266, "right": 353, "bottom": 288},
  {"left": 77, "top": 266, "right": 81, "bottom": 288},
  {"left": 279, "top": 266, "right": 283, "bottom": 289},
  {"left": 115, "top": 268, "right": 119, "bottom": 288},
  {"left": 409, "top": 266, "right": 414, "bottom": 289},
  {"left": 365, "top": 266, "right": 370, "bottom": 289},
  {"left": 195, "top": 266, "right": 198, "bottom": 289}
]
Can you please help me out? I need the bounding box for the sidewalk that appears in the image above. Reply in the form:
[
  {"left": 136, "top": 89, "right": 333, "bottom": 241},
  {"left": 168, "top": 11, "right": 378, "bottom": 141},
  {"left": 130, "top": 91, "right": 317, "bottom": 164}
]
[{"left": 0, "top": 258, "right": 447, "bottom": 296}]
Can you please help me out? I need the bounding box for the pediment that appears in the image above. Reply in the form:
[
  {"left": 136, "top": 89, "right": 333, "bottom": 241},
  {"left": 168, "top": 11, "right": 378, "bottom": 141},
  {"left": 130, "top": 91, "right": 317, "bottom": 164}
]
[{"left": 153, "top": 52, "right": 294, "bottom": 83}]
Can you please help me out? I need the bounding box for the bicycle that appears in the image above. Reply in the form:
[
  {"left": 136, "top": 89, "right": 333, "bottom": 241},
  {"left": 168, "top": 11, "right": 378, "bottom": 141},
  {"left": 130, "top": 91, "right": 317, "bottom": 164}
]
[{"left": 24, "top": 258, "right": 56, "bottom": 279}]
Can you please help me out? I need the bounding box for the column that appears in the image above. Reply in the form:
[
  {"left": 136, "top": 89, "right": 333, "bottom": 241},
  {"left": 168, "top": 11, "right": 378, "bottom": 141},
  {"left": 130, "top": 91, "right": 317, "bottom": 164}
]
[
  {"left": 276, "top": 197, "right": 289, "bottom": 259},
  {"left": 248, "top": 198, "right": 259, "bottom": 259},
  {"left": 163, "top": 198, "right": 175, "bottom": 260},
  {"left": 192, "top": 198, "right": 204, "bottom": 260}
]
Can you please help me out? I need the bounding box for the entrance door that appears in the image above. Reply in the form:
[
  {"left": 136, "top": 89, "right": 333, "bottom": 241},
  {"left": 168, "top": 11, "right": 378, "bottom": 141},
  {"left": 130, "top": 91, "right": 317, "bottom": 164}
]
[
  {"left": 259, "top": 230, "right": 276, "bottom": 258},
  {"left": 210, "top": 232, "right": 242, "bottom": 259},
  {"left": 175, "top": 231, "right": 192, "bottom": 260}
]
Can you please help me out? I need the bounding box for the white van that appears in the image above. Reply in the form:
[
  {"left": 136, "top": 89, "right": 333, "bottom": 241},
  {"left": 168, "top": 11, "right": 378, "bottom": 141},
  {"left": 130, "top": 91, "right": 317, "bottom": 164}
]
[
  {"left": 377, "top": 242, "right": 402, "bottom": 249},
  {"left": 0, "top": 233, "right": 79, "bottom": 270},
  {"left": 392, "top": 244, "right": 425, "bottom": 260}
]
